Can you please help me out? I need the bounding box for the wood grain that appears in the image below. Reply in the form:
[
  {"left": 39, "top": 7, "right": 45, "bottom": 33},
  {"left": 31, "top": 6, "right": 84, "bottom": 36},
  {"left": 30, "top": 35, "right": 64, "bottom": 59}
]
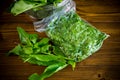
[{"left": 0, "top": 0, "right": 120, "bottom": 80}]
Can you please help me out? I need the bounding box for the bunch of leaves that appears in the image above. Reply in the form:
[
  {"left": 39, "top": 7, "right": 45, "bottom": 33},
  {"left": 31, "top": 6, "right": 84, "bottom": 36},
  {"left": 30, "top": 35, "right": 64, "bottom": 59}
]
[
  {"left": 8, "top": 27, "right": 69, "bottom": 80},
  {"left": 46, "top": 11, "right": 109, "bottom": 62},
  {"left": 10, "top": 0, "right": 63, "bottom": 15}
]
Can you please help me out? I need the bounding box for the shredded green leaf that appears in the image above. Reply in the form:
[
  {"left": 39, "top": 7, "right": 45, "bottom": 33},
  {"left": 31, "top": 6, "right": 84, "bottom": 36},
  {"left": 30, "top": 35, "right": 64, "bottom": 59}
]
[{"left": 46, "top": 11, "right": 109, "bottom": 62}]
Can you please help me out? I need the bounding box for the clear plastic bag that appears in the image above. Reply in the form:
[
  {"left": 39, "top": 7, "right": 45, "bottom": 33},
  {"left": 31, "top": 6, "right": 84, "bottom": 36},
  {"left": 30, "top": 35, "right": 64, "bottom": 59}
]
[{"left": 26, "top": 0, "right": 76, "bottom": 32}]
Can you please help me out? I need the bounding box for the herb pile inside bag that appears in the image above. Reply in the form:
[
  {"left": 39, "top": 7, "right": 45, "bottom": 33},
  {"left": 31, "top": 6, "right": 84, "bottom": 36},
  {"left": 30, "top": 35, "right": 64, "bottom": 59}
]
[{"left": 45, "top": 11, "right": 109, "bottom": 63}]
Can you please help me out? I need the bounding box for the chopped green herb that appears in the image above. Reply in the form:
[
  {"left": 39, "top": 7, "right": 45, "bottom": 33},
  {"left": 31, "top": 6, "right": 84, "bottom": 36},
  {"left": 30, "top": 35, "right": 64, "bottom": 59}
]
[{"left": 46, "top": 11, "right": 109, "bottom": 62}]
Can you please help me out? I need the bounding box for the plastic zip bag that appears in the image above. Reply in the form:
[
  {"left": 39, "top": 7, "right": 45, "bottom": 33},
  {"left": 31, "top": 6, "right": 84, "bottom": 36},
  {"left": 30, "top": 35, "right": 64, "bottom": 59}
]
[
  {"left": 31, "top": 0, "right": 76, "bottom": 32},
  {"left": 45, "top": 11, "right": 109, "bottom": 62}
]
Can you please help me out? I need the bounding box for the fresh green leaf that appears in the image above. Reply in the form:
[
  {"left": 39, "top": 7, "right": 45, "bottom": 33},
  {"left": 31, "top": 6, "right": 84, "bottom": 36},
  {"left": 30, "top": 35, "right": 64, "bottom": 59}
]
[
  {"left": 27, "top": 57, "right": 62, "bottom": 66},
  {"left": 29, "top": 34, "right": 38, "bottom": 44},
  {"left": 40, "top": 44, "right": 51, "bottom": 54},
  {"left": 39, "top": 62, "right": 67, "bottom": 80},
  {"left": 7, "top": 44, "right": 21, "bottom": 56},
  {"left": 23, "top": 46, "right": 33, "bottom": 54},
  {"left": 68, "top": 60, "right": 76, "bottom": 70},
  {"left": 25, "top": 0, "right": 46, "bottom": 3},
  {"left": 17, "top": 27, "right": 32, "bottom": 46},
  {"left": 34, "top": 38, "right": 49, "bottom": 48},
  {"left": 30, "top": 54, "right": 60, "bottom": 62},
  {"left": 28, "top": 73, "right": 40, "bottom": 80},
  {"left": 11, "top": 0, "right": 46, "bottom": 15},
  {"left": 38, "top": 38, "right": 50, "bottom": 46},
  {"left": 33, "top": 48, "right": 41, "bottom": 54},
  {"left": 29, "top": 62, "right": 67, "bottom": 80}
]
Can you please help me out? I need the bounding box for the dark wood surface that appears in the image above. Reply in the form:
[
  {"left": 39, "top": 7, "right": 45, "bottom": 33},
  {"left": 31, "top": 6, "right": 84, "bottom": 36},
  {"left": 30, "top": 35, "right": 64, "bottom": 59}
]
[{"left": 0, "top": 0, "right": 120, "bottom": 80}]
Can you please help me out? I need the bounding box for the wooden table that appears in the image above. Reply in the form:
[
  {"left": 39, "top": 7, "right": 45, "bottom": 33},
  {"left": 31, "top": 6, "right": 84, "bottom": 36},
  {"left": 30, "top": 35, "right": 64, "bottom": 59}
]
[{"left": 0, "top": 0, "right": 120, "bottom": 80}]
